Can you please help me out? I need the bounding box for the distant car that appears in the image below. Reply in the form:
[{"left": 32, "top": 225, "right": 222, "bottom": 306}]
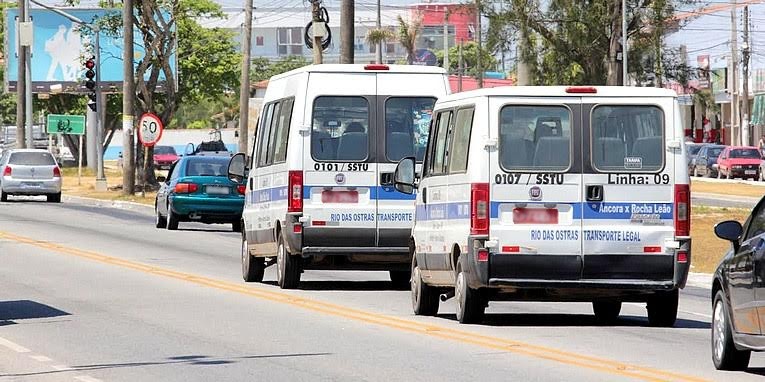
[
  {"left": 717, "top": 146, "right": 761, "bottom": 180},
  {"left": 153, "top": 145, "right": 179, "bottom": 170},
  {"left": 691, "top": 144, "right": 725, "bottom": 178},
  {"left": 685, "top": 142, "right": 705, "bottom": 170},
  {"left": 712, "top": 207, "right": 765, "bottom": 370},
  {"left": 154, "top": 154, "right": 244, "bottom": 231},
  {"left": 0, "top": 149, "right": 62, "bottom": 202}
]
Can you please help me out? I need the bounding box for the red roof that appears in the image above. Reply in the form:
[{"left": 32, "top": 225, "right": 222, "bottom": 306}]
[{"left": 448, "top": 75, "right": 515, "bottom": 93}]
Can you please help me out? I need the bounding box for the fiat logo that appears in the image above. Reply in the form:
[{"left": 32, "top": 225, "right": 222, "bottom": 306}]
[
  {"left": 529, "top": 186, "right": 542, "bottom": 201},
  {"left": 335, "top": 173, "right": 345, "bottom": 184}
]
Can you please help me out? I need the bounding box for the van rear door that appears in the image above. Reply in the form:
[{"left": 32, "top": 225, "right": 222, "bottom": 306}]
[
  {"left": 581, "top": 98, "right": 676, "bottom": 280},
  {"left": 488, "top": 97, "right": 584, "bottom": 280}
]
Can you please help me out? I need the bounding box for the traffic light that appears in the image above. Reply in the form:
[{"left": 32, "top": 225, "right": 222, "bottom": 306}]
[{"left": 84, "top": 57, "right": 97, "bottom": 112}]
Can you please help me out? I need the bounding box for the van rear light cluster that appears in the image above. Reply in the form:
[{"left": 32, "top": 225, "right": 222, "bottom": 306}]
[
  {"left": 288, "top": 170, "right": 303, "bottom": 213},
  {"left": 364, "top": 64, "right": 389, "bottom": 71},
  {"left": 565, "top": 86, "right": 597, "bottom": 94},
  {"left": 2, "top": 166, "right": 11, "bottom": 176},
  {"left": 470, "top": 183, "right": 490, "bottom": 236},
  {"left": 175, "top": 182, "right": 198, "bottom": 194},
  {"left": 677, "top": 251, "right": 688, "bottom": 264},
  {"left": 477, "top": 248, "right": 489, "bottom": 262},
  {"left": 53, "top": 167, "right": 61, "bottom": 177},
  {"left": 674, "top": 184, "right": 690, "bottom": 237}
]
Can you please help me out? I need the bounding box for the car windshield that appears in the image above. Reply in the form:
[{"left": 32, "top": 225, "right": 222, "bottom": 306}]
[
  {"left": 729, "top": 149, "right": 761, "bottom": 159},
  {"left": 185, "top": 158, "right": 229, "bottom": 176},
  {"left": 154, "top": 146, "right": 177, "bottom": 155},
  {"left": 687, "top": 145, "right": 703, "bottom": 156},
  {"left": 9, "top": 151, "right": 56, "bottom": 165}
]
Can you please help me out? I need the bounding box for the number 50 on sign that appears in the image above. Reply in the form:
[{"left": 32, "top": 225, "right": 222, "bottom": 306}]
[{"left": 138, "top": 113, "right": 163, "bottom": 147}]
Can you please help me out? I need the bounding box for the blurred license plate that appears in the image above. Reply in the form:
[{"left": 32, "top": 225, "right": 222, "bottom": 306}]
[
  {"left": 21, "top": 182, "right": 42, "bottom": 188},
  {"left": 322, "top": 190, "right": 358, "bottom": 203},
  {"left": 206, "top": 186, "right": 229, "bottom": 195},
  {"left": 745, "top": 170, "right": 757, "bottom": 175},
  {"left": 513, "top": 208, "right": 558, "bottom": 224}
]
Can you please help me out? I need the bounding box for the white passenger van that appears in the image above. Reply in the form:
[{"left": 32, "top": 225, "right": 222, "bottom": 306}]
[
  {"left": 393, "top": 86, "right": 691, "bottom": 325},
  {"left": 228, "top": 64, "right": 450, "bottom": 289}
]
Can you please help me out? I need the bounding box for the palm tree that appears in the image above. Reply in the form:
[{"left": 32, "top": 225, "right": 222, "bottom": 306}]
[
  {"left": 365, "top": 28, "right": 395, "bottom": 64},
  {"left": 397, "top": 15, "right": 422, "bottom": 65}
]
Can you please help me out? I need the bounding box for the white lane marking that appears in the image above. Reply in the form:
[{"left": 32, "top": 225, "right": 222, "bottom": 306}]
[
  {"left": 0, "top": 336, "right": 31, "bottom": 353},
  {"left": 50, "top": 364, "right": 71, "bottom": 371},
  {"left": 29, "top": 354, "right": 53, "bottom": 362},
  {"left": 75, "top": 376, "right": 103, "bottom": 382}
]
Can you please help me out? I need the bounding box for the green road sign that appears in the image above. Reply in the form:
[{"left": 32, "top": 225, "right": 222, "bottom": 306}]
[{"left": 47, "top": 114, "right": 86, "bottom": 135}]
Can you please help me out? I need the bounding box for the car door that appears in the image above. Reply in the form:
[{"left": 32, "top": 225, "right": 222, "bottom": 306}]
[
  {"left": 695, "top": 147, "right": 707, "bottom": 176},
  {"left": 728, "top": 203, "right": 765, "bottom": 334}
]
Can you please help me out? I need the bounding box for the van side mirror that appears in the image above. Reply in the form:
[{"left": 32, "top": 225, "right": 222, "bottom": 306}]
[
  {"left": 394, "top": 157, "right": 416, "bottom": 194},
  {"left": 228, "top": 152, "right": 247, "bottom": 184},
  {"left": 715, "top": 220, "right": 743, "bottom": 251}
]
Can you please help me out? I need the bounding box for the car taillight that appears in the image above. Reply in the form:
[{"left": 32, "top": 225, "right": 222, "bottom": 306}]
[
  {"left": 288, "top": 170, "right": 303, "bottom": 213},
  {"left": 53, "top": 167, "right": 61, "bottom": 177},
  {"left": 237, "top": 185, "right": 246, "bottom": 195},
  {"left": 470, "top": 183, "right": 490, "bottom": 236},
  {"left": 674, "top": 184, "right": 690, "bottom": 237},
  {"left": 175, "top": 182, "right": 198, "bottom": 194},
  {"left": 2, "top": 166, "right": 11, "bottom": 176}
]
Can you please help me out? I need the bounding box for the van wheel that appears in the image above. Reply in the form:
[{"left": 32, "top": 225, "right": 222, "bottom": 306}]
[
  {"left": 166, "top": 203, "right": 179, "bottom": 231},
  {"left": 592, "top": 301, "right": 622, "bottom": 324},
  {"left": 712, "top": 290, "right": 751, "bottom": 370},
  {"left": 155, "top": 205, "right": 167, "bottom": 228},
  {"left": 411, "top": 255, "right": 439, "bottom": 316},
  {"left": 232, "top": 220, "right": 242, "bottom": 233},
  {"left": 389, "top": 270, "right": 410, "bottom": 289},
  {"left": 647, "top": 289, "right": 678, "bottom": 327},
  {"left": 455, "top": 261, "right": 485, "bottom": 324},
  {"left": 276, "top": 232, "right": 300, "bottom": 289},
  {"left": 241, "top": 233, "right": 264, "bottom": 282}
]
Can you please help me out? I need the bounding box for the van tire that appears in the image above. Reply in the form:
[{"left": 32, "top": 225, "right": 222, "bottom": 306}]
[
  {"left": 592, "top": 301, "right": 621, "bottom": 324},
  {"left": 241, "top": 233, "right": 264, "bottom": 282},
  {"left": 276, "top": 232, "right": 300, "bottom": 289},
  {"left": 712, "top": 290, "right": 751, "bottom": 370},
  {"left": 232, "top": 220, "right": 242, "bottom": 233},
  {"left": 166, "top": 203, "right": 179, "bottom": 231},
  {"left": 647, "top": 289, "right": 678, "bottom": 327},
  {"left": 411, "top": 255, "right": 439, "bottom": 316},
  {"left": 389, "top": 270, "right": 410, "bottom": 289},
  {"left": 455, "top": 261, "right": 485, "bottom": 324}
]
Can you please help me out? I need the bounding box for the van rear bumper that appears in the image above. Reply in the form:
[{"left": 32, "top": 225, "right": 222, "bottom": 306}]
[{"left": 487, "top": 278, "right": 676, "bottom": 290}]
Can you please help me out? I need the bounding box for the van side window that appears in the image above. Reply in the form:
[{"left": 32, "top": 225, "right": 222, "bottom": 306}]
[
  {"left": 591, "top": 105, "right": 664, "bottom": 172},
  {"left": 264, "top": 102, "right": 283, "bottom": 165},
  {"left": 499, "top": 105, "right": 571, "bottom": 172},
  {"left": 271, "top": 98, "right": 294, "bottom": 164},
  {"left": 311, "top": 96, "right": 369, "bottom": 162},
  {"left": 448, "top": 107, "right": 474, "bottom": 173},
  {"left": 384, "top": 97, "right": 436, "bottom": 162},
  {"left": 256, "top": 103, "right": 275, "bottom": 168},
  {"left": 430, "top": 110, "right": 453, "bottom": 176}
]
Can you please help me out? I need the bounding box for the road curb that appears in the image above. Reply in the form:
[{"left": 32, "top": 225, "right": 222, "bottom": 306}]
[
  {"left": 63, "top": 195, "right": 154, "bottom": 214},
  {"left": 692, "top": 177, "right": 765, "bottom": 187}
]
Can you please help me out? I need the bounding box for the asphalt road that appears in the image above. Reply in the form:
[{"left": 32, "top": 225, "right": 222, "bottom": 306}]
[{"left": 0, "top": 197, "right": 763, "bottom": 381}]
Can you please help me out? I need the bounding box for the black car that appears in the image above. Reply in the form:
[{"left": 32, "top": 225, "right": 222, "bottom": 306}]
[
  {"left": 691, "top": 144, "right": 725, "bottom": 178},
  {"left": 711, "top": 208, "right": 765, "bottom": 370}
]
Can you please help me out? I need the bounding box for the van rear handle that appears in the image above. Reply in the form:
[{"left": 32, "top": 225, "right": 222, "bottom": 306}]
[{"left": 586, "top": 185, "right": 603, "bottom": 202}]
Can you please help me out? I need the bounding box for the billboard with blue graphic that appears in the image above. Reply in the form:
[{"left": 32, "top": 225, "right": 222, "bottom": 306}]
[{"left": 4, "top": 8, "right": 176, "bottom": 93}]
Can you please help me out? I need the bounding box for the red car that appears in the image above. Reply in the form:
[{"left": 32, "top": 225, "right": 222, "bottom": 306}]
[
  {"left": 716, "top": 146, "right": 762, "bottom": 180},
  {"left": 153, "top": 146, "right": 179, "bottom": 170}
]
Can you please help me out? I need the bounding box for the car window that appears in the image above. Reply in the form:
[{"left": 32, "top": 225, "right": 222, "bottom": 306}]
[
  {"left": 448, "top": 107, "right": 474, "bottom": 174},
  {"left": 169, "top": 162, "right": 182, "bottom": 181},
  {"left": 708, "top": 147, "right": 723, "bottom": 158},
  {"left": 430, "top": 110, "right": 453, "bottom": 176},
  {"left": 9, "top": 152, "right": 56, "bottom": 165},
  {"left": 185, "top": 158, "right": 229, "bottom": 177},
  {"left": 687, "top": 145, "right": 702, "bottom": 156},
  {"left": 384, "top": 97, "right": 435, "bottom": 162},
  {"left": 745, "top": 203, "right": 765, "bottom": 241},
  {"left": 256, "top": 103, "right": 275, "bottom": 167},
  {"left": 311, "top": 96, "right": 369, "bottom": 162},
  {"left": 272, "top": 98, "right": 294, "bottom": 164},
  {"left": 154, "top": 146, "right": 176, "bottom": 155},
  {"left": 591, "top": 105, "right": 664, "bottom": 172},
  {"left": 499, "top": 105, "right": 571, "bottom": 172},
  {"left": 729, "top": 149, "right": 761, "bottom": 159}
]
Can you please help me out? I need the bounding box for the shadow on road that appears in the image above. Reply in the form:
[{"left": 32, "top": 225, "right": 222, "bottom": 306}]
[
  {"left": 436, "top": 313, "right": 710, "bottom": 329},
  {"left": 0, "top": 300, "right": 70, "bottom": 323},
  {"left": 261, "top": 280, "right": 405, "bottom": 291},
  {"left": 743, "top": 367, "right": 765, "bottom": 377}
]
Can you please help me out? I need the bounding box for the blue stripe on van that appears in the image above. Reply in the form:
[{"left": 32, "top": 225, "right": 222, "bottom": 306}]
[
  {"left": 413, "top": 201, "right": 673, "bottom": 221},
  {"left": 301, "top": 186, "right": 416, "bottom": 201},
  {"left": 249, "top": 186, "right": 288, "bottom": 205}
]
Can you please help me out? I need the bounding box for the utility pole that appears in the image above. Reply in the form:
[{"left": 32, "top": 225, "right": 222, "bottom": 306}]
[
  {"left": 375, "top": 0, "right": 382, "bottom": 64},
  {"left": 311, "top": 1, "right": 323, "bottom": 64},
  {"left": 730, "top": 0, "right": 739, "bottom": 145},
  {"left": 443, "top": 10, "right": 449, "bottom": 73},
  {"left": 16, "top": 0, "right": 27, "bottom": 149},
  {"left": 239, "top": 0, "right": 253, "bottom": 155},
  {"left": 23, "top": 0, "right": 32, "bottom": 149},
  {"left": 622, "top": 0, "right": 628, "bottom": 85},
  {"left": 476, "top": 0, "right": 483, "bottom": 88},
  {"left": 122, "top": 0, "right": 135, "bottom": 195},
  {"left": 340, "top": 0, "right": 354, "bottom": 64},
  {"left": 742, "top": 5, "right": 751, "bottom": 146}
]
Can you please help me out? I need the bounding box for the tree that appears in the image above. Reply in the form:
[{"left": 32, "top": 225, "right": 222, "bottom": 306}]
[
  {"left": 397, "top": 15, "right": 422, "bottom": 65},
  {"left": 366, "top": 27, "right": 395, "bottom": 63},
  {"left": 250, "top": 56, "right": 310, "bottom": 83},
  {"left": 436, "top": 42, "right": 498, "bottom": 77}
]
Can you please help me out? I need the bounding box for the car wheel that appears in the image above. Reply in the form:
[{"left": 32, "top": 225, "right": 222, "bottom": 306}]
[
  {"left": 592, "top": 301, "right": 622, "bottom": 325},
  {"left": 232, "top": 220, "right": 242, "bottom": 233},
  {"left": 155, "top": 204, "right": 167, "bottom": 229},
  {"left": 276, "top": 232, "right": 300, "bottom": 289},
  {"left": 389, "top": 270, "right": 411, "bottom": 290},
  {"left": 712, "top": 290, "right": 751, "bottom": 370},
  {"left": 760, "top": 171, "right": 764, "bottom": 182},
  {"left": 0, "top": 187, "right": 7, "bottom": 202},
  {"left": 241, "top": 232, "right": 264, "bottom": 282},
  {"left": 411, "top": 254, "right": 439, "bottom": 316},
  {"left": 166, "top": 203, "right": 179, "bottom": 231},
  {"left": 706, "top": 168, "right": 714, "bottom": 178},
  {"left": 647, "top": 289, "right": 678, "bottom": 327},
  {"left": 455, "top": 260, "right": 485, "bottom": 324},
  {"left": 726, "top": 171, "right": 732, "bottom": 180},
  {"left": 46, "top": 192, "right": 61, "bottom": 203}
]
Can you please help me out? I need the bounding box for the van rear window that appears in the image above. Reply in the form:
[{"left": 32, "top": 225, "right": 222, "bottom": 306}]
[
  {"left": 591, "top": 105, "right": 664, "bottom": 172},
  {"left": 311, "top": 96, "right": 369, "bottom": 162},
  {"left": 385, "top": 97, "right": 435, "bottom": 162},
  {"left": 498, "top": 105, "right": 572, "bottom": 172}
]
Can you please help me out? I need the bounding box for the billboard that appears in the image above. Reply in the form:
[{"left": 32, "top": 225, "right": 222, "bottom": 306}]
[{"left": 5, "top": 8, "right": 176, "bottom": 93}]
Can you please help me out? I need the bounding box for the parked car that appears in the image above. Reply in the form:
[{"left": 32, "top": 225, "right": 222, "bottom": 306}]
[
  {"left": 711, "top": 207, "right": 765, "bottom": 370},
  {"left": 717, "top": 146, "right": 762, "bottom": 180},
  {"left": 690, "top": 144, "right": 725, "bottom": 178},
  {"left": 153, "top": 145, "right": 179, "bottom": 170},
  {"left": 0, "top": 149, "right": 62, "bottom": 202},
  {"left": 685, "top": 142, "right": 705, "bottom": 171},
  {"left": 155, "top": 153, "right": 244, "bottom": 231}
]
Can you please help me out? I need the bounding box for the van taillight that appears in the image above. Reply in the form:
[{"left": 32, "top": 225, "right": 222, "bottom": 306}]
[
  {"left": 3, "top": 166, "right": 10, "bottom": 176},
  {"left": 565, "top": 86, "right": 597, "bottom": 94},
  {"left": 364, "top": 64, "right": 389, "bottom": 71},
  {"left": 288, "top": 170, "right": 303, "bottom": 213},
  {"left": 674, "top": 184, "right": 690, "bottom": 237},
  {"left": 53, "top": 167, "right": 61, "bottom": 177},
  {"left": 470, "top": 183, "right": 490, "bottom": 236}
]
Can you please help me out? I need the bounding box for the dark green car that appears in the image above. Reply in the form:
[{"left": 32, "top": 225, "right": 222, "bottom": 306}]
[{"left": 155, "top": 155, "right": 245, "bottom": 232}]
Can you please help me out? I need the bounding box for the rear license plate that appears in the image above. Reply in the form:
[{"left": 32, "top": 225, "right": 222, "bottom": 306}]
[
  {"left": 322, "top": 190, "right": 359, "bottom": 203},
  {"left": 745, "top": 170, "right": 757, "bottom": 175},
  {"left": 513, "top": 208, "right": 559, "bottom": 224},
  {"left": 206, "top": 185, "right": 230, "bottom": 195},
  {"left": 21, "top": 182, "right": 42, "bottom": 188}
]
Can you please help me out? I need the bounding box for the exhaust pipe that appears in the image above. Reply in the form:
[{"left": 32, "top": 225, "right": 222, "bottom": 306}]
[
  {"left": 189, "top": 212, "right": 201, "bottom": 220},
  {"left": 440, "top": 291, "right": 455, "bottom": 301}
]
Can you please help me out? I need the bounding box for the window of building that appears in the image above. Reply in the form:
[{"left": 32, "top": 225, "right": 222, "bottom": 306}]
[
  {"left": 277, "top": 27, "right": 303, "bottom": 56},
  {"left": 255, "top": 36, "right": 264, "bottom": 46}
]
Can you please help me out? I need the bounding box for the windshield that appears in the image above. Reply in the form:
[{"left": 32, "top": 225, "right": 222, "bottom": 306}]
[
  {"left": 729, "top": 149, "right": 761, "bottom": 159},
  {"left": 9, "top": 152, "right": 56, "bottom": 165},
  {"left": 185, "top": 158, "right": 229, "bottom": 177},
  {"left": 154, "top": 146, "right": 177, "bottom": 155}
]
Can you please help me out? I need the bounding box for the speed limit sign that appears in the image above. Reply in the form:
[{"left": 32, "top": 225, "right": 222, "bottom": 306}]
[{"left": 138, "top": 113, "right": 163, "bottom": 147}]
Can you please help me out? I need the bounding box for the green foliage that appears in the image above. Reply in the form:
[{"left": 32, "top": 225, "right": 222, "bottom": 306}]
[
  {"left": 0, "top": 2, "right": 19, "bottom": 124},
  {"left": 435, "top": 42, "right": 498, "bottom": 77},
  {"left": 397, "top": 16, "right": 422, "bottom": 65},
  {"left": 250, "top": 56, "right": 310, "bottom": 83},
  {"left": 186, "top": 120, "right": 209, "bottom": 130}
]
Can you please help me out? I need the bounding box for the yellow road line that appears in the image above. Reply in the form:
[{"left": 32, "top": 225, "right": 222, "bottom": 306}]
[{"left": 0, "top": 231, "right": 708, "bottom": 382}]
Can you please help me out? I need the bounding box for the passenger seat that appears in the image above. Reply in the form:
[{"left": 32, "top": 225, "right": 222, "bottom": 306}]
[
  {"left": 533, "top": 137, "right": 570, "bottom": 168},
  {"left": 337, "top": 132, "right": 367, "bottom": 160},
  {"left": 312, "top": 131, "right": 337, "bottom": 160},
  {"left": 595, "top": 137, "right": 626, "bottom": 168},
  {"left": 387, "top": 132, "right": 414, "bottom": 160},
  {"left": 631, "top": 136, "right": 663, "bottom": 167}
]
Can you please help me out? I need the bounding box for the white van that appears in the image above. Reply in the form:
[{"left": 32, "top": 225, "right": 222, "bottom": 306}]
[
  {"left": 228, "top": 64, "right": 450, "bottom": 289},
  {"left": 393, "top": 86, "right": 691, "bottom": 325}
]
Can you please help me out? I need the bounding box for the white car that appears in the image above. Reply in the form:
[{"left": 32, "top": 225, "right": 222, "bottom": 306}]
[{"left": 0, "top": 149, "right": 62, "bottom": 202}]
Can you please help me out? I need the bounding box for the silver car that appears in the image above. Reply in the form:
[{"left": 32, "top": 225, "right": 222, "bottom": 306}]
[{"left": 0, "top": 149, "right": 62, "bottom": 202}]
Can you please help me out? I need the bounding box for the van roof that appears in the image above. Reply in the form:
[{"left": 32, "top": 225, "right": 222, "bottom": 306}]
[
  {"left": 271, "top": 64, "right": 447, "bottom": 81},
  {"left": 437, "top": 86, "right": 677, "bottom": 103}
]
